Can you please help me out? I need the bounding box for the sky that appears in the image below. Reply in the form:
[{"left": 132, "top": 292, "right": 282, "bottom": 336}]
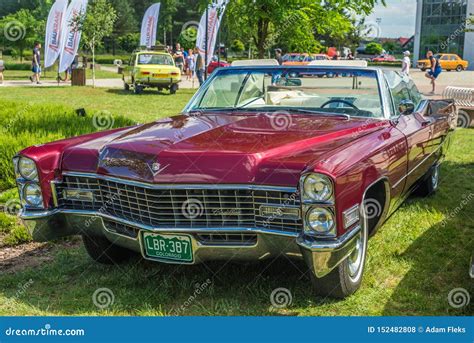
[{"left": 365, "top": 0, "right": 417, "bottom": 38}]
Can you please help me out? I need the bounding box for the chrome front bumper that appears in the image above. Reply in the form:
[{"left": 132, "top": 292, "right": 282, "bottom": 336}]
[{"left": 20, "top": 209, "right": 360, "bottom": 278}]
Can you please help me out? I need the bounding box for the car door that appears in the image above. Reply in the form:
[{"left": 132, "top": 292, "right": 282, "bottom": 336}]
[
  {"left": 439, "top": 54, "right": 450, "bottom": 70},
  {"left": 386, "top": 72, "right": 433, "bottom": 191}
]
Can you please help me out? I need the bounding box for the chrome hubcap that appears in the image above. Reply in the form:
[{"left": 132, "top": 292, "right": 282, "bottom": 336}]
[{"left": 348, "top": 236, "right": 363, "bottom": 277}]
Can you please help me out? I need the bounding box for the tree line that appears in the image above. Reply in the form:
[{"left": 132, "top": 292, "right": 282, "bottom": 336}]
[{"left": 0, "top": 0, "right": 385, "bottom": 60}]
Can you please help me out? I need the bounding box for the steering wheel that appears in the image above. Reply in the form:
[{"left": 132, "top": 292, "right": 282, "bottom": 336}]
[{"left": 321, "top": 99, "right": 359, "bottom": 110}]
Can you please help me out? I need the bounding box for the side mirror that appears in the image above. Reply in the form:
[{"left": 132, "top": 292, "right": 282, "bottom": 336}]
[{"left": 399, "top": 99, "right": 415, "bottom": 115}]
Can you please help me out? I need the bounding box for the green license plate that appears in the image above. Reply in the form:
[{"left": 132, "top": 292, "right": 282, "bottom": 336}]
[{"left": 142, "top": 232, "right": 193, "bottom": 263}]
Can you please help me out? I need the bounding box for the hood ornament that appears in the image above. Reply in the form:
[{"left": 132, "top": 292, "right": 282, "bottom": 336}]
[{"left": 148, "top": 161, "right": 170, "bottom": 176}]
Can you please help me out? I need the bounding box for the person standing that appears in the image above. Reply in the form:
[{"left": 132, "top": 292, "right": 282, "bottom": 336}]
[
  {"left": 401, "top": 51, "right": 411, "bottom": 76},
  {"left": 194, "top": 47, "right": 205, "bottom": 87},
  {"left": 425, "top": 51, "right": 442, "bottom": 95},
  {"left": 186, "top": 49, "right": 195, "bottom": 81},
  {"left": 275, "top": 48, "right": 283, "bottom": 65},
  {"left": 30, "top": 41, "right": 42, "bottom": 84}
]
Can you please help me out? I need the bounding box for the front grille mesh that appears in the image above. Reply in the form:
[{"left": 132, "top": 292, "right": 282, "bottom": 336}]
[{"left": 56, "top": 176, "right": 302, "bottom": 234}]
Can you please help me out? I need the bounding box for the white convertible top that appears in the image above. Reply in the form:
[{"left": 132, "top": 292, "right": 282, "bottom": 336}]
[{"left": 308, "top": 60, "right": 368, "bottom": 67}]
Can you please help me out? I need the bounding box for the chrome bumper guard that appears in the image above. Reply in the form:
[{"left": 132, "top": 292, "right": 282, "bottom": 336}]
[{"left": 20, "top": 209, "right": 360, "bottom": 278}]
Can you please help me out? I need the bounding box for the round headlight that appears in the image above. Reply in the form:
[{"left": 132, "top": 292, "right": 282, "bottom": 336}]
[
  {"left": 303, "top": 174, "right": 333, "bottom": 202},
  {"left": 23, "top": 183, "right": 43, "bottom": 207},
  {"left": 306, "top": 207, "right": 335, "bottom": 235},
  {"left": 18, "top": 157, "right": 38, "bottom": 181}
]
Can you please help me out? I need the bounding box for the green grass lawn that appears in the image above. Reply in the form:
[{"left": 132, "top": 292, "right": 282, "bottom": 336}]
[{"left": 0, "top": 86, "right": 472, "bottom": 316}]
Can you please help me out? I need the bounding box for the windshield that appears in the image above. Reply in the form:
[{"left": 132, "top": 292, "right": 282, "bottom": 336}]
[
  {"left": 138, "top": 54, "right": 174, "bottom": 66},
  {"left": 186, "top": 68, "right": 384, "bottom": 118}
]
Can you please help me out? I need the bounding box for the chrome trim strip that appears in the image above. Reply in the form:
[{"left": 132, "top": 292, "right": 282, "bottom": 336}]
[
  {"left": 392, "top": 143, "right": 442, "bottom": 189},
  {"left": 19, "top": 208, "right": 300, "bottom": 238},
  {"left": 62, "top": 171, "right": 298, "bottom": 193},
  {"left": 297, "top": 224, "right": 361, "bottom": 251}
]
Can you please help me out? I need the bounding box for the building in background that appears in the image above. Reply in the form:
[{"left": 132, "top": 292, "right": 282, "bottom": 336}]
[{"left": 414, "top": 0, "right": 474, "bottom": 69}]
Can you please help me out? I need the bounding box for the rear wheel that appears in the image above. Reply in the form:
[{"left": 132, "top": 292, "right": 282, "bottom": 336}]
[
  {"left": 134, "top": 83, "right": 143, "bottom": 94},
  {"left": 82, "top": 234, "right": 133, "bottom": 265},
  {"left": 457, "top": 110, "right": 471, "bottom": 128},
  {"left": 170, "top": 83, "right": 179, "bottom": 94},
  {"left": 310, "top": 209, "right": 368, "bottom": 299},
  {"left": 456, "top": 65, "right": 464, "bottom": 72},
  {"left": 416, "top": 164, "right": 440, "bottom": 197}
]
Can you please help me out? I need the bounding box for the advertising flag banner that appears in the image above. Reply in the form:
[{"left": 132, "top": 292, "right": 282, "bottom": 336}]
[
  {"left": 59, "top": 0, "right": 88, "bottom": 73},
  {"left": 196, "top": 0, "right": 228, "bottom": 66},
  {"left": 140, "top": 3, "right": 161, "bottom": 48},
  {"left": 44, "top": 0, "right": 68, "bottom": 68}
]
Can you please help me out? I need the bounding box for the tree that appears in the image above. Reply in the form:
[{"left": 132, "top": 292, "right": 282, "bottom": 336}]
[
  {"left": 226, "top": 0, "right": 384, "bottom": 58},
  {"left": 365, "top": 42, "right": 383, "bottom": 55},
  {"left": 0, "top": 9, "right": 44, "bottom": 62},
  {"left": 77, "top": 0, "right": 117, "bottom": 87}
]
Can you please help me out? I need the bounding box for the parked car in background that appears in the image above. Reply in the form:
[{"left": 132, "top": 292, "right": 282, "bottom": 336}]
[
  {"left": 371, "top": 54, "right": 396, "bottom": 62},
  {"left": 123, "top": 49, "right": 181, "bottom": 94},
  {"left": 207, "top": 59, "right": 230, "bottom": 74},
  {"left": 417, "top": 53, "right": 469, "bottom": 72},
  {"left": 283, "top": 53, "right": 329, "bottom": 66},
  {"left": 16, "top": 64, "right": 455, "bottom": 299}
]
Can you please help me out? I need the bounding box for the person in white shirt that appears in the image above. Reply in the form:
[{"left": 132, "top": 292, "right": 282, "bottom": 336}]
[{"left": 401, "top": 51, "right": 411, "bottom": 76}]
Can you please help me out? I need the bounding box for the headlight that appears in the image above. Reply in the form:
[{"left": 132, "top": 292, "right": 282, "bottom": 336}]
[
  {"left": 305, "top": 207, "right": 335, "bottom": 236},
  {"left": 302, "top": 174, "right": 333, "bottom": 202},
  {"left": 23, "top": 183, "right": 43, "bottom": 207},
  {"left": 18, "top": 157, "right": 39, "bottom": 181}
]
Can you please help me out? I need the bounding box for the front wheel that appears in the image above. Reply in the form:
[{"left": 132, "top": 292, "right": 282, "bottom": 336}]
[
  {"left": 310, "top": 210, "right": 368, "bottom": 299},
  {"left": 82, "top": 234, "right": 133, "bottom": 265},
  {"left": 456, "top": 65, "right": 464, "bottom": 72}
]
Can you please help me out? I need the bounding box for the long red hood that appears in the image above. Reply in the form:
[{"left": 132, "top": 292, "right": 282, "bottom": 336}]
[{"left": 61, "top": 113, "right": 388, "bottom": 186}]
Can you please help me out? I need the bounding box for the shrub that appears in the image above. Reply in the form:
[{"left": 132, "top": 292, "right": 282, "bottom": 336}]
[
  {"left": 365, "top": 42, "right": 383, "bottom": 55},
  {"left": 231, "top": 39, "right": 245, "bottom": 53}
]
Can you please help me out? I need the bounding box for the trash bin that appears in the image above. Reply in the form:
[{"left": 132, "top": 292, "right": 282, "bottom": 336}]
[{"left": 71, "top": 68, "right": 86, "bottom": 86}]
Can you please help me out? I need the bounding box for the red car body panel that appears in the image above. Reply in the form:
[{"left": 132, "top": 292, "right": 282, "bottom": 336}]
[{"left": 207, "top": 61, "right": 230, "bottom": 74}]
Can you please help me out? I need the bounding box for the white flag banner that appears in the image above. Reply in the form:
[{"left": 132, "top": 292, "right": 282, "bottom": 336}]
[
  {"left": 196, "top": 0, "right": 228, "bottom": 66},
  {"left": 44, "top": 0, "right": 68, "bottom": 68},
  {"left": 140, "top": 3, "right": 161, "bottom": 48},
  {"left": 59, "top": 0, "right": 88, "bottom": 73}
]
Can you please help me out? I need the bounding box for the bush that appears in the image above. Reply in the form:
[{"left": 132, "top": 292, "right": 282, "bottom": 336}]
[
  {"left": 4, "top": 63, "right": 31, "bottom": 70},
  {"left": 0, "top": 100, "right": 135, "bottom": 191},
  {"left": 231, "top": 39, "right": 245, "bottom": 53},
  {"left": 365, "top": 42, "right": 383, "bottom": 55}
]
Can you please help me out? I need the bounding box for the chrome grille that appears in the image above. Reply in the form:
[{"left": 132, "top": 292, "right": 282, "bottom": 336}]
[{"left": 56, "top": 175, "right": 302, "bottom": 234}]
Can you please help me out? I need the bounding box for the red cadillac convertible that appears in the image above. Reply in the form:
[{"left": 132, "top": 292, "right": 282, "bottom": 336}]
[{"left": 15, "top": 64, "right": 456, "bottom": 298}]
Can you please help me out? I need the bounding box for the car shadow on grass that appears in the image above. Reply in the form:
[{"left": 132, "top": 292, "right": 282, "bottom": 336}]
[{"left": 382, "top": 160, "right": 474, "bottom": 315}]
